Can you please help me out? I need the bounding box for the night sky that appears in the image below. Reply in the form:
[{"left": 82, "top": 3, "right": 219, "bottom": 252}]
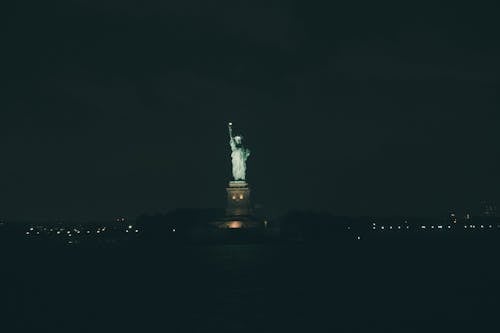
[{"left": 2, "top": 1, "right": 500, "bottom": 220}]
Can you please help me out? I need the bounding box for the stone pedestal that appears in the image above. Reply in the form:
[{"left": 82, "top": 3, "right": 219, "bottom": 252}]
[
  {"left": 209, "top": 181, "right": 262, "bottom": 229},
  {"left": 225, "top": 181, "right": 252, "bottom": 217}
]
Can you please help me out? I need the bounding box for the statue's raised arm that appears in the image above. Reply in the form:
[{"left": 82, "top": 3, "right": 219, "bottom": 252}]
[
  {"left": 228, "top": 122, "right": 234, "bottom": 140},
  {"left": 228, "top": 122, "right": 236, "bottom": 150}
]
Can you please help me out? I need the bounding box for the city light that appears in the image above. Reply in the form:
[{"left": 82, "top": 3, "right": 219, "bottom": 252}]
[
  {"left": 18, "top": 220, "right": 152, "bottom": 246},
  {"left": 15, "top": 209, "right": 500, "bottom": 248}
]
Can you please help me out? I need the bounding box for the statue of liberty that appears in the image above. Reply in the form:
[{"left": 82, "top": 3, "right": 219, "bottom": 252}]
[{"left": 228, "top": 122, "right": 250, "bottom": 181}]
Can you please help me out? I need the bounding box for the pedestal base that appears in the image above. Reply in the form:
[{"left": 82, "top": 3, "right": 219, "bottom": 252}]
[
  {"left": 208, "top": 180, "right": 263, "bottom": 229},
  {"left": 226, "top": 181, "right": 252, "bottom": 217}
]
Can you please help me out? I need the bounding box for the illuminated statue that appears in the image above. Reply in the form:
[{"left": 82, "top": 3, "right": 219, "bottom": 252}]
[{"left": 228, "top": 122, "right": 250, "bottom": 181}]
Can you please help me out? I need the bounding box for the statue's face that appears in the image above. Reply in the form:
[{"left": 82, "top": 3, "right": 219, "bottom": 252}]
[{"left": 234, "top": 136, "right": 242, "bottom": 144}]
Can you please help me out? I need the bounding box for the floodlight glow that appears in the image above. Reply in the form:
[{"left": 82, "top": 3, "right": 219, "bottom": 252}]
[{"left": 228, "top": 221, "right": 243, "bottom": 229}]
